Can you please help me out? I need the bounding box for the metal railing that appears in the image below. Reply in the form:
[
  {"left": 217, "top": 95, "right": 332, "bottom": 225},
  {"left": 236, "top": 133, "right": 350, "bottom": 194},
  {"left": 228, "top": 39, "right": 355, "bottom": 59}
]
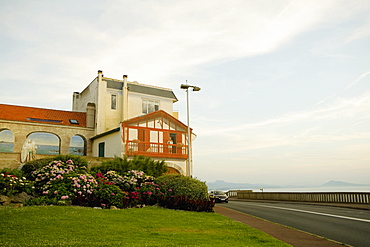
[{"left": 234, "top": 191, "right": 370, "bottom": 204}]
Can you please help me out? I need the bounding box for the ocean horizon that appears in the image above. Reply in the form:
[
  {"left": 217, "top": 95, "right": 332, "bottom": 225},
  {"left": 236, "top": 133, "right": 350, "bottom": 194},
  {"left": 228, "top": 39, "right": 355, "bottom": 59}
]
[
  {"left": 232, "top": 186, "right": 370, "bottom": 193},
  {"left": 0, "top": 143, "right": 84, "bottom": 156}
]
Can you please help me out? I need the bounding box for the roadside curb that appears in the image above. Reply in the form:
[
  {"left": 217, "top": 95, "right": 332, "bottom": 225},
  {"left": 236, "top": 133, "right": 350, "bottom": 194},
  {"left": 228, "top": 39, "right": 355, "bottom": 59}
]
[{"left": 229, "top": 198, "right": 370, "bottom": 210}]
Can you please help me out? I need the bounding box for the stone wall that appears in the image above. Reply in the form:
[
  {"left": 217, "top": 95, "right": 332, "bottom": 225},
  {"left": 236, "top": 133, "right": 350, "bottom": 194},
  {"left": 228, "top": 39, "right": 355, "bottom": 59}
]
[{"left": 0, "top": 120, "right": 95, "bottom": 168}]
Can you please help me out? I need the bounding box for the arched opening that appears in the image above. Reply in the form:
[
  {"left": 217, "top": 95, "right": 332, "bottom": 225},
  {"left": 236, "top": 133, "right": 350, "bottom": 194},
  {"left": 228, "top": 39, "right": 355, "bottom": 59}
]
[
  {"left": 0, "top": 129, "right": 14, "bottom": 153},
  {"left": 164, "top": 162, "right": 183, "bottom": 175},
  {"left": 166, "top": 167, "right": 181, "bottom": 174},
  {"left": 27, "top": 132, "right": 60, "bottom": 155},
  {"left": 70, "top": 135, "right": 86, "bottom": 156}
]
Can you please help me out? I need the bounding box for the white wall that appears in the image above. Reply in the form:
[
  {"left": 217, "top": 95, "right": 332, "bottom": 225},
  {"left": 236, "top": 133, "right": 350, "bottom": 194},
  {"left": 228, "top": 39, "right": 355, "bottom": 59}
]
[
  {"left": 127, "top": 92, "right": 174, "bottom": 119},
  {"left": 104, "top": 88, "right": 123, "bottom": 131},
  {"left": 73, "top": 77, "right": 99, "bottom": 112},
  {"left": 73, "top": 75, "right": 176, "bottom": 135},
  {"left": 92, "top": 131, "right": 122, "bottom": 158}
]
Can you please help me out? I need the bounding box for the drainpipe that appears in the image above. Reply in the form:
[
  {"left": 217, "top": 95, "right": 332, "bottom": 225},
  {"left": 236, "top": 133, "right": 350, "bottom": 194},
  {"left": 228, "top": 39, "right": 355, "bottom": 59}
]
[{"left": 123, "top": 75, "right": 129, "bottom": 121}]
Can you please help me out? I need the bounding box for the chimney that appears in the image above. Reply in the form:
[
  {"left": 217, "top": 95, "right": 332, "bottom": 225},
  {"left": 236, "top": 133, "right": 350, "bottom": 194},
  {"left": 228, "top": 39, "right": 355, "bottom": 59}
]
[
  {"left": 98, "top": 70, "right": 103, "bottom": 81},
  {"left": 86, "top": 103, "right": 96, "bottom": 128},
  {"left": 72, "top": 92, "right": 80, "bottom": 111}
]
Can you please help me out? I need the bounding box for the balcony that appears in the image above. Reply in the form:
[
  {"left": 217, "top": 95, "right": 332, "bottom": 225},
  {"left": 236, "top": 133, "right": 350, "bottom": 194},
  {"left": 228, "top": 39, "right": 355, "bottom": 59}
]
[{"left": 126, "top": 140, "right": 188, "bottom": 159}]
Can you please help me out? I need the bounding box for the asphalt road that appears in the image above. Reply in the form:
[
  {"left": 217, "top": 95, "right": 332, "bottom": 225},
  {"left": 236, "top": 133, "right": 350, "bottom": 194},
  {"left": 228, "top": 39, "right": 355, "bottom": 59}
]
[{"left": 219, "top": 200, "right": 370, "bottom": 247}]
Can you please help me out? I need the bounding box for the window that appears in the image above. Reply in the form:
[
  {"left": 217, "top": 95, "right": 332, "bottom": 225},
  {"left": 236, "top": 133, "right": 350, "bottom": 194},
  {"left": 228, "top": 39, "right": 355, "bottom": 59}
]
[
  {"left": 111, "top": 94, "right": 117, "bottom": 110},
  {"left": 69, "top": 119, "right": 79, "bottom": 124},
  {"left": 142, "top": 99, "right": 159, "bottom": 114},
  {"left": 27, "top": 118, "right": 62, "bottom": 123}
]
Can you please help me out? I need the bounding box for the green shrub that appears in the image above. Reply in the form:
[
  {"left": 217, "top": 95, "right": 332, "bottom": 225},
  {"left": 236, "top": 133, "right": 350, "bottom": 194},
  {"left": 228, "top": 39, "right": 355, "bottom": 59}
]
[
  {"left": 21, "top": 157, "right": 55, "bottom": 178},
  {"left": 159, "top": 195, "right": 214, "bottom": 212},
  {"left": 91, "top": 156, "right": 130, "bottom": 175},
  {"left": 91, "top": 155, "right": 168, "bottom": 177},
  {"left": 155, "top": 174, "right": 209, "bottom": 200},
  {"left": 24, "top": 196, "right": 65, "bottom": 206},
  {"left": 22, "top": 155, "right": 89, "bottom": 179},
  {"left": 129, "top": 155, "right": 168, "bottom": 177}
]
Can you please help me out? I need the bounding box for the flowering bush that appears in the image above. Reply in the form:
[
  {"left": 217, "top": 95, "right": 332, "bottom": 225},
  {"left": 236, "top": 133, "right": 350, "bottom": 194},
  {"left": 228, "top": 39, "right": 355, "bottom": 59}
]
[
  {"left": 0, "top": 172, "right": 34, "bottom": 196},
  {"left": 94, "top": 170, "right": 159, "bottom": 208},
  {"left": 16, "top": 157, "right": 214, "bottom": 212},
  {"left": 106, "top": 170, "right": 154, "bottom": 191},
  {"left": 137, "top": 181, "right": 165, "bottom": 205},
  {"left": 94, "top": 172, "right": 124, "bottom": 208},
  {"left": 33, "top": 160, "right": 97, "bottom": 204},
  {"left": 22, "top": 154, "right": 89, "bottom": 179}
]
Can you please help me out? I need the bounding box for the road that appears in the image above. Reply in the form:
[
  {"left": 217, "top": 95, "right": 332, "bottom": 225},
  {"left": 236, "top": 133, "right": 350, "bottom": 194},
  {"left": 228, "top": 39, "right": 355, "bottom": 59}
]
[{"left": 219, "top": 200, "right": 370, "bottom": 247}]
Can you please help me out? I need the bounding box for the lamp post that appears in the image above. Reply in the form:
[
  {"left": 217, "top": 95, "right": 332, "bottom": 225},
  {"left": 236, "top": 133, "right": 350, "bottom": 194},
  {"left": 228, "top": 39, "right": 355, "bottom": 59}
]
[{"left": 181, "top": 82, "right": 201, "bottom": 177}]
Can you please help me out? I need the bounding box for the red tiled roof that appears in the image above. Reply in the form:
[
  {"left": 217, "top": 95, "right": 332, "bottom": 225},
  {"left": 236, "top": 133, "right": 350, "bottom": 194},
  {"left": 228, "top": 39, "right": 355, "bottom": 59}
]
[{"left": 0, "top": 104, "right": 87, "bottom": 127}]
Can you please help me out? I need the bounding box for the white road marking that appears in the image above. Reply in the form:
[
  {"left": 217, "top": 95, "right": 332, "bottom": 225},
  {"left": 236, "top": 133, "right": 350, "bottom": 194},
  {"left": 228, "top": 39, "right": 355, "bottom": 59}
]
[{"left": 248, "top": 203, "right": 370, "bottom": 223}]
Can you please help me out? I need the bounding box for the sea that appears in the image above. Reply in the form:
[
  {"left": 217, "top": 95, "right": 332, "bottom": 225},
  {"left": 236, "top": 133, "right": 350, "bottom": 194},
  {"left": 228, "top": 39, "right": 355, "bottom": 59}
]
[
  {"left": 0, "top": 143, "right": 13, "bottom": 153},
  {"left": 0, "top": 143, "right": 84, "bottom": 156},
  {"left": 232, "top": 186, "right": 370, "bottom": 193}
]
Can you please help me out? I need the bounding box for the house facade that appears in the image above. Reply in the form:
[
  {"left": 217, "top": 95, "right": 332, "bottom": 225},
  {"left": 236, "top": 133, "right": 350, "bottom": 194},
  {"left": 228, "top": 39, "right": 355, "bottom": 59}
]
[{"left": 0, "top": 71, "right": 193, "bottom": 175}]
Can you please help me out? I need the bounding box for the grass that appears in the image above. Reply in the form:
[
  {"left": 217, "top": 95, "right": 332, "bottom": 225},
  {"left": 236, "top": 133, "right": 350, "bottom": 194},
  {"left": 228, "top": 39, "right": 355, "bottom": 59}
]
[{"left": 0, "top": 206, "right": 290, "bottom": 247}]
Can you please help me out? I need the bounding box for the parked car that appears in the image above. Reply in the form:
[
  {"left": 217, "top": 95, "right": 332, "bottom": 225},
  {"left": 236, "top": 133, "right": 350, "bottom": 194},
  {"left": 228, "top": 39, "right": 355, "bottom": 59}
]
[{"left": 209, "top": 190, "right": 228, "bottom": 203}]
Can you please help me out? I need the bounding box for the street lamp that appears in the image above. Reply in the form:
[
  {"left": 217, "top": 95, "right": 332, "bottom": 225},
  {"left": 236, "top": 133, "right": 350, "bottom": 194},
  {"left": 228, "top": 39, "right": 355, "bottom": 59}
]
[{"left": 181, "top": 82, "right": 201, "bottom": 177}]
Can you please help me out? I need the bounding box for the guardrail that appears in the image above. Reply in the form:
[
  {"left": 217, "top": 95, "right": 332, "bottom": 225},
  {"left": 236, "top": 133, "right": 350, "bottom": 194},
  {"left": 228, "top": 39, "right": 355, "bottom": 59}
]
[
  {"left": 234, "top": 191, "right": 370, "bottom": 204},
  {"left": 226, "top": 190, "right": 250, "bottom": 197}
]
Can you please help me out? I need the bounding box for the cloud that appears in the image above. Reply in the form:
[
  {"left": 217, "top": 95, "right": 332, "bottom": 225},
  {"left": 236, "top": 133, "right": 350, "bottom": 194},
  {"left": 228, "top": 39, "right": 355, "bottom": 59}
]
[
  {"left": 1, "top": 1, "right": 368, "bottom": 90},
  {"left": 200, "top": 91, "right": 370, "bottom": 135},
  {"left": 346, "top": 71, "right": 370, "bottom": 89},
  {"left": 344, "top": 19, "right": 370, "bottom": 44},
  {"left": 195, "top": 90, "right": 370, "bottom": 157}
]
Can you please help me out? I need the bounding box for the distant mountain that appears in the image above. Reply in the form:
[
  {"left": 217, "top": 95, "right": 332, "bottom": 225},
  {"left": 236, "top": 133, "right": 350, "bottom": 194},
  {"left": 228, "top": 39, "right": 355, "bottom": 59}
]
[
  {"left": 206, "top": 180, "right": 285, "bottom": 191},
  {"left": 320, "top": 180, "right": 369, "bottom": 187}
]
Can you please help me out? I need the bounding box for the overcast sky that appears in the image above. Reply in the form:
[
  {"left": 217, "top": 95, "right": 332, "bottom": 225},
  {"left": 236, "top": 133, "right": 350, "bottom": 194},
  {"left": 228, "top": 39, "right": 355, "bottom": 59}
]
[{"left": 1, "top": 0, "right": 370, "bottom": 186}]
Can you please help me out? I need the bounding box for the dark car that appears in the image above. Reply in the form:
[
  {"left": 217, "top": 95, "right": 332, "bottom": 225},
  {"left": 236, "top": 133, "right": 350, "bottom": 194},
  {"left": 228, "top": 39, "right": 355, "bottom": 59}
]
[{"left": 209, "top": 190, "right": 228, "bottom": 203}]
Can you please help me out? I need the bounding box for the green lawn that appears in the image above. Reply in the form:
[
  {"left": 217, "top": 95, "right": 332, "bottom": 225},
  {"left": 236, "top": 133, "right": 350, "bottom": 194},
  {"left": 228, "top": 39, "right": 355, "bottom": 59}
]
[{"left": 0, "top": 206, "right": 290, "bottom": 246}]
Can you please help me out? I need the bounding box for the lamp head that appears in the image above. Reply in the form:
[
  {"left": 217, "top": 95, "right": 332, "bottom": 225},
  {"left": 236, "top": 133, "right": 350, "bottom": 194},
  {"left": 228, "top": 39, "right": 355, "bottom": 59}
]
[{"left": 192, "top": 86, "right": 201, "bottom": 91}]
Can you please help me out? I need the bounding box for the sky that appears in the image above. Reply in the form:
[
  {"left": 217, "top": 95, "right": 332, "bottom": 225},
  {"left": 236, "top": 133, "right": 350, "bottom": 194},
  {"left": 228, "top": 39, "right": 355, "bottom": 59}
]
[{"left": 1, "top": 0, "right": 370, "bottom": 186}]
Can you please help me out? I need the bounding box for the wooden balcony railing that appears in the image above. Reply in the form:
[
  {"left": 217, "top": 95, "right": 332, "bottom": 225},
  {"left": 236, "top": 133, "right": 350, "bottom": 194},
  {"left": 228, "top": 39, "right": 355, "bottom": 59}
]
[{"left": 126, "top": 141, "right": 188, "bottom": 159}]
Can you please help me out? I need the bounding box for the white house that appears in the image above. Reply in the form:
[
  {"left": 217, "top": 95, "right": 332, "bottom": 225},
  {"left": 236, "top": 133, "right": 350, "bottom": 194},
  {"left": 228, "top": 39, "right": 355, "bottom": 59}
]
[{"left": 0, "top": 70, "right": 194, "bottom": 176}]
